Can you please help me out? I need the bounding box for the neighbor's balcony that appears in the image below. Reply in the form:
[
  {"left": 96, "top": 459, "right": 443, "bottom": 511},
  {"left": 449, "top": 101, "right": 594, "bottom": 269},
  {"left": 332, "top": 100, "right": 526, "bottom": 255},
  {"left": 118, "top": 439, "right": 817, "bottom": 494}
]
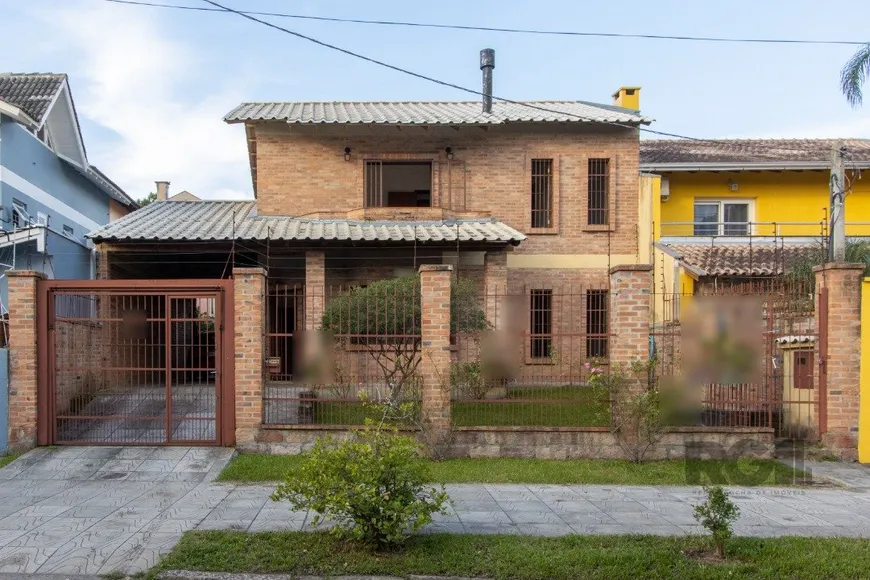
[{"left": 660, "top": 221, "right": 870, "bottom": 243}]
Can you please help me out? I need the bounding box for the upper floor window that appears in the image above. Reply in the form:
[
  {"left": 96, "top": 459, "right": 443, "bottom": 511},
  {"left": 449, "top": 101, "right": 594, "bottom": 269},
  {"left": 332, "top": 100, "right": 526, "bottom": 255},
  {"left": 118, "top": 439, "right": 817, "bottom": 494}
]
[
  {"left": 11, "top": 199, "right": 26, "bottom": 229},
  {"left": 530, "top": 159, "right": 554, "bottom": 228},
  {"left": 694, "top": 200, "right": 752, "bottom": 236},
  {"left": 364, "top": 161, "right": 432, "bottom": 208},
  {"left": 587, "top": 158, "right": 610, "bottom": 225},
  {"left": 63, "top": 225, "right": 75, "bottom": 238}
]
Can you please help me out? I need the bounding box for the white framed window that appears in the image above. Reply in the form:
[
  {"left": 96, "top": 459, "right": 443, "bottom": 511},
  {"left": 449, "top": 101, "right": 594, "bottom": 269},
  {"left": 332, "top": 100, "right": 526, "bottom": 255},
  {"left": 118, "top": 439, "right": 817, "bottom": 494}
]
[
  {"left": 11, "top": 199, "right": 27, "bottom": 228},
  {"left": 693, "top": 199, "right": 754, "bottom": 236}
]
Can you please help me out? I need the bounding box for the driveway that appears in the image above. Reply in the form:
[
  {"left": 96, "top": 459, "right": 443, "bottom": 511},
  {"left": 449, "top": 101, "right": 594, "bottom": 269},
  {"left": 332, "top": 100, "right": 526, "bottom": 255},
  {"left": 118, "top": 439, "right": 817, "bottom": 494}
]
[
  {"left": 0, "top": 446, "right": 234, "bottom": 575},
  {"left": 3, "top": 447, "right": 870, "bottom": 575}
]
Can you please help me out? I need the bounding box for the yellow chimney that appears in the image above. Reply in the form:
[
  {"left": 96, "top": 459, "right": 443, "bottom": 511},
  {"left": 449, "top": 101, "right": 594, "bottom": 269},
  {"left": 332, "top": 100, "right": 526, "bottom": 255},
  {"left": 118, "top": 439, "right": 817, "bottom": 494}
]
[{"left": 612, "top": 86, "right": 641, "bottom": 111}]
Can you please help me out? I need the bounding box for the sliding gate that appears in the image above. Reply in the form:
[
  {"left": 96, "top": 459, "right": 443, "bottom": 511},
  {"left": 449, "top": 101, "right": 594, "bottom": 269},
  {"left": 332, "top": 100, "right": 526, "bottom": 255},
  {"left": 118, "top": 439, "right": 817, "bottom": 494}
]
[{"left": 37, "top": 280, "right": 234, "bottom": 446}]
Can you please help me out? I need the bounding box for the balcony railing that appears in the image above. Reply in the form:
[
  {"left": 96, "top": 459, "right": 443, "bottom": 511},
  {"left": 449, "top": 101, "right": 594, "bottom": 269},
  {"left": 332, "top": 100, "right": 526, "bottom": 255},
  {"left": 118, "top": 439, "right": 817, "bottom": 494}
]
[{"left": 660, "top": 221, "right": 870, "bottom": 239}]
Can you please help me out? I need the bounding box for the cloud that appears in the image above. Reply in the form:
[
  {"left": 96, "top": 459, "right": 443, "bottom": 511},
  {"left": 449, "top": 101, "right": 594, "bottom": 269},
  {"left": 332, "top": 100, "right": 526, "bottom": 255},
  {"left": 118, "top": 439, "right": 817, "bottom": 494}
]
[{"left": 36, "top": 1, "right": 251, "bottom": 200}]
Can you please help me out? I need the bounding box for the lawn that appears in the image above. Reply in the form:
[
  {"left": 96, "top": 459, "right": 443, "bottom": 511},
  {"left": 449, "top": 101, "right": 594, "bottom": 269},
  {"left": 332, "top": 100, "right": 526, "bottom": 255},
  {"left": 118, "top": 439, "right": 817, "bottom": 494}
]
[
  {"left": 0, "top": 453, "right": 20, "bottom": 469},
  {"left": 216, "top": 454, "right": 806, "bottom": 486},
  {"left": 148, "top": 531, "right": 870, "bottom": 580},
  {"left": 313, "top": 384, "right": 609, "bottom": 427}
]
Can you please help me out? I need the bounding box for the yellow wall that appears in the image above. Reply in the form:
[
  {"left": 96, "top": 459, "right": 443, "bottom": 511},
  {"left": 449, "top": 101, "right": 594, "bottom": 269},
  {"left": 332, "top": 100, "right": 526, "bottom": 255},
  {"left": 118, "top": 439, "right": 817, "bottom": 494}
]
[
  {"left": 860, "top": 279, "right": 870, "bottom": 463},
  {"left": 638, "top": 173, "right": 660, "bottom": 264},
  {"left": 658, "top": 171, "right": 870, "bottom": 237}
]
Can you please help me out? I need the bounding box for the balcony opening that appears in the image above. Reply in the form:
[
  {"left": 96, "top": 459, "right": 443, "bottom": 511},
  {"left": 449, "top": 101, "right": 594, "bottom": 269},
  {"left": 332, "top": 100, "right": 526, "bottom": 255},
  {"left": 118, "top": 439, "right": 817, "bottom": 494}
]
[{"left": 365, "top": 161, "right": 432, "bottom": 208}]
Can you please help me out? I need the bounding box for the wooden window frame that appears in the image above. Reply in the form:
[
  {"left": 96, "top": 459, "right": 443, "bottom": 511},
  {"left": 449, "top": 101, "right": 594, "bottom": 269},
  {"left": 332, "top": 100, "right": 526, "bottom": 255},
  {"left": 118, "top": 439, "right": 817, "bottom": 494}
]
[
  {"left": 585, "top": 289, "right": 609, "bottom": 359},
  {"left": 526, "top": 155, "right": 560, "bottom": 234},
  {"left": 527, "top": 289, "right": 554, "bottom": 362},
  {"left": 361, "top": 153, "right": 441, "bottom": 209}
]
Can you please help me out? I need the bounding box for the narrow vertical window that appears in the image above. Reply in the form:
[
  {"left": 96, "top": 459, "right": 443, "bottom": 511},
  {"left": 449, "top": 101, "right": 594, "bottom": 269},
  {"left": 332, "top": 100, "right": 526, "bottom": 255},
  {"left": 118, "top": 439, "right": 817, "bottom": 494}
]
[
  {"left": 531, "top": 159, "right": 553, "bottom": 228},
  {"left": 587, "top": 158, "right": 610, "bottom": 225},
  {"left": 530, "top": 289, "right": 552, "bottom": 358},
  {"left": 586, "top": 289, "right": 608, "bottom": 358}
]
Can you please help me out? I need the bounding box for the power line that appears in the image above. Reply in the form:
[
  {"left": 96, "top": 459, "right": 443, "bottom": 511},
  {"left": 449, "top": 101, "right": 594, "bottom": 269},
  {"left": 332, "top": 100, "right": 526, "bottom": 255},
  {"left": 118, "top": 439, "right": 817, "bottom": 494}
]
[{"left": 104, "top": 0, "right": 868, "bottom": 46}]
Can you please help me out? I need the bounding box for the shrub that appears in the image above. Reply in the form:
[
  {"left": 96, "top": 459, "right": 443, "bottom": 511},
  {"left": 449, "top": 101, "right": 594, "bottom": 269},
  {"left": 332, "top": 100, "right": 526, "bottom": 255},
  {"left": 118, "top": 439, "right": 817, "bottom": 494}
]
[
  {"left": 693, "top": 485, "right": 740, "bottom": 559},
  {"left": 450, "top": 361, "right": 488, "bottom": 400},
  {"left": 271, "top": 424, "right": 449, "bottom": 547}
]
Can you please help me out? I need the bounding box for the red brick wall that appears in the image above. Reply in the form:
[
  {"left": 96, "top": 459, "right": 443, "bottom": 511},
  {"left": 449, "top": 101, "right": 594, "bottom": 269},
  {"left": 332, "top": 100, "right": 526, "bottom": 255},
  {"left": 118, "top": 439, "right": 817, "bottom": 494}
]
[
  {"left": 234, "top": 267, "right": 266, "bottom": 444},
  {"left": 7, "top": 271, "right": 43, "bottom": 451},
  {"left": 609, "top": 265, "right": 653, "bottom": 366},
  {"left": 815, "top": 263, "right": 863, "bottom": 459},
  {"left": 252, "top": 123, "right": 639, "bottom": 256},
  {"left": 419, "top": 265, "right": 453, "bottom": 442}
]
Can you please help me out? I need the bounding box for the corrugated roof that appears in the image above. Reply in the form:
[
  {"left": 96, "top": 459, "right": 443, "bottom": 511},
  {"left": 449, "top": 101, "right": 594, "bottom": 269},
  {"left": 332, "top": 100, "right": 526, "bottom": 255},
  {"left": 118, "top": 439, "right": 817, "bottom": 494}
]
[
  {"left": 641, "top": 138, "right": 870, "bottom": 168},
  {"left": 658, "top": 243, "right": 820, "bottom": 277},
  {"left": 88, "top": 200, "right": 526, "bottom": 244},
  {"left": 225, "top": 100, "right": 650, "bottom": 126},
  {"left": 0, "top": 73, "right": 65, "bottom": 123}
]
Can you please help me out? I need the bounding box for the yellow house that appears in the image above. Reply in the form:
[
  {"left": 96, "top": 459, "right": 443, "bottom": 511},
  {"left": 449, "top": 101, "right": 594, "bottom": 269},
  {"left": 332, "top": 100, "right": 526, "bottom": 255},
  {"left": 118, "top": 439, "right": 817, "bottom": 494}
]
[{"left": 639, "top": 138, "right": 870, "bottom": 322}]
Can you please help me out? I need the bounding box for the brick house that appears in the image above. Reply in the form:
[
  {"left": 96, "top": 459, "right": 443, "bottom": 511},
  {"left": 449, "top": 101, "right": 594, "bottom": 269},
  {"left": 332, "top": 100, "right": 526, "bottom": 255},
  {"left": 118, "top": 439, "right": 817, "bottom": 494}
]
[{"left": 90, "top": 52, "right": 650, "bottom": 381}]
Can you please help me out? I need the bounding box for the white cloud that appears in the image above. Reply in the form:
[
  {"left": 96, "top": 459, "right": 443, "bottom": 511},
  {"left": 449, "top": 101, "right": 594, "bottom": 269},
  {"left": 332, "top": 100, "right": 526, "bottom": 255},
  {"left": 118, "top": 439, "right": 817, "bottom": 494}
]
[{"left": 36, "top": 1, "right": 251, "bottom": 200}]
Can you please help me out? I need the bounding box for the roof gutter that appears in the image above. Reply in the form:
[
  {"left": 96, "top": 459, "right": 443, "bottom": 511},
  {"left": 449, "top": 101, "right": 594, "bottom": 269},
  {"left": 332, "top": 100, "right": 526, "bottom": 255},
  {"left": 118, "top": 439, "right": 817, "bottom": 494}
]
[
  {"left": 640, "top": 161, "right": 870, "bottom": 172},
  {"left": 653, "top": 241, "right": 706, "bottom": 277}
]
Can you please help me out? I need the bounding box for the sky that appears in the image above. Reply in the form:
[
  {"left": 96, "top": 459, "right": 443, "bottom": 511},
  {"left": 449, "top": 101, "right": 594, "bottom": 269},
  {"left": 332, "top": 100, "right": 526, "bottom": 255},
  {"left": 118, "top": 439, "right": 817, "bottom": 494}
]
[{"left": 2, "top": 0, "right": 869, "bottom": 201}]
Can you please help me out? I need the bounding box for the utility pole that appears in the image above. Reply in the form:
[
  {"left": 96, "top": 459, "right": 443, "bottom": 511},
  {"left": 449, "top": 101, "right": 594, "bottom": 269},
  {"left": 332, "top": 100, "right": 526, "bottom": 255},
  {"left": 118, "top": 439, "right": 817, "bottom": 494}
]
[{"left": 830, "top": 142, "right": 846, "bottom": 262}]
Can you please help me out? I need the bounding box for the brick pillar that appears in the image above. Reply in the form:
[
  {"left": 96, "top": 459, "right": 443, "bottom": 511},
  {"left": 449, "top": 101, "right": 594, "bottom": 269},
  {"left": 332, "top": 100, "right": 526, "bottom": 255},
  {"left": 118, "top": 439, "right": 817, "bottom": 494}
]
[
  {"left": 233, "top": 267, "right": 266, "bottom": 447},
  {"left": 95, "top": 244, "right": 111, "bottom": 280},
  {"left": 419, "top": 264, "right": 453, "bottom": 445},
  {"left": 815, "top": 263, "right": 863, "bottom": 460},
  {"left": 483, "top": 250, "right": 508, "bottom": 329},
  {"left": 7, "top": 270, "right": 44, "bottom": 451},
  {"left": 305, "top": 251, "right": 325, "bottom": 331},
  {"left": 609, "top": 264, "right": 653, "bottom": 366}
]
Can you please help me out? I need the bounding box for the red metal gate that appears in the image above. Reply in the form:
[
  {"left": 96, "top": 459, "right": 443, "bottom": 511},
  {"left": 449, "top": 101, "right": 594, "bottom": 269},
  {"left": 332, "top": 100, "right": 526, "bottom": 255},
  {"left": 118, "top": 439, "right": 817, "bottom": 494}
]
[{"left": 37, "top": 280, "right": 234, "bottom": 446}]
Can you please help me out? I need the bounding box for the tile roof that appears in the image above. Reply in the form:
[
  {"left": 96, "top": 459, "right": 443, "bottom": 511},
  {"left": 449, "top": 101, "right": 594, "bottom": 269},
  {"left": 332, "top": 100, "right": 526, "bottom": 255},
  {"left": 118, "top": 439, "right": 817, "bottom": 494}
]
[
  {"left": 225, "top": 101, "right": 650, "bottom": 126},
  {"left": 657, "top": 242, "right": 822, "bottom": 277},
  {"left": 88, "top": 200, "right": 526, "bottom": 244},
  {"left": 641, "top": 138, "right": 870, "bottom": 168},
  {"left": 0, "top": 73, "right": 66, "bottom": 123}
]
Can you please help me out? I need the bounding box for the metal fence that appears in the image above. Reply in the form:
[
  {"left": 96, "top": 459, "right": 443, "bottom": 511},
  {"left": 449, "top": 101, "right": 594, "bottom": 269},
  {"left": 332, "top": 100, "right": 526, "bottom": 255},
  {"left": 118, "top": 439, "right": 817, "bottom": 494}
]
[
  {"left": 651, "top": 278, "right": 823, "bottom": 440},
  {"left": 263, "top": 280, "right": 613, "bottom": 428}
]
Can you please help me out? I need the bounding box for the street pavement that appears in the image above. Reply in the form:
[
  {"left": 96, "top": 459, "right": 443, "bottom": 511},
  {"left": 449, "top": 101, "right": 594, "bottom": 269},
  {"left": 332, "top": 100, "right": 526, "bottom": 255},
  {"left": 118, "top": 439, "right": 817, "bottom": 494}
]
[{"left": 1, "top": 447, "right": 870, "bottom": 575}]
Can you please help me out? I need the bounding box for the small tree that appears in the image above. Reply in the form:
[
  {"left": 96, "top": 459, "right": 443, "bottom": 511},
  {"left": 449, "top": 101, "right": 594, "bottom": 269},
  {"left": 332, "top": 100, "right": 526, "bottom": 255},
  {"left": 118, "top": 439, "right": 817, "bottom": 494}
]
[
  {"left": 137, "top": 191, "right": 157, "bottom": 207},
  {"left": 592, "top": 359, "right": 665, "bottom": 463},
  {"left": 693, "top": 485, "right": 740, "bottom": 559},
  {"left": 321, "top": 275, "right": 488, "bottom": 404}
]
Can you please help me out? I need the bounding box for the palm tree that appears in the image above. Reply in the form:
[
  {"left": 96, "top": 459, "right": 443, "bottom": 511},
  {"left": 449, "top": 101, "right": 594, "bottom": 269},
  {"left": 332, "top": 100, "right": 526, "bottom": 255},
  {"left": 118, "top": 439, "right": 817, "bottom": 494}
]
[{"left": 841, "top": 44, "right": 870, "bottom": 108}]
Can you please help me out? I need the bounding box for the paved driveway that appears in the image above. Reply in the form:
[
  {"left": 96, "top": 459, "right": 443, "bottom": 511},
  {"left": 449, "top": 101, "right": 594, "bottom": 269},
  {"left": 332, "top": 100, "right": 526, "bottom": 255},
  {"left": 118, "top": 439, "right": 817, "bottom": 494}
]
[{"left": 2, "top": 448, "right": 870, "bottom": 575}]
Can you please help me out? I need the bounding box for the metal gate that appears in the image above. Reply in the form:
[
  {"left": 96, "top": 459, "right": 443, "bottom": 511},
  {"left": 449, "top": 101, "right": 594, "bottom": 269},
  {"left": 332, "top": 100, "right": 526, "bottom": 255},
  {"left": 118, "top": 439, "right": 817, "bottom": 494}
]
[{"left": 37, "top": 280, "right": 234, "bottom": 446}]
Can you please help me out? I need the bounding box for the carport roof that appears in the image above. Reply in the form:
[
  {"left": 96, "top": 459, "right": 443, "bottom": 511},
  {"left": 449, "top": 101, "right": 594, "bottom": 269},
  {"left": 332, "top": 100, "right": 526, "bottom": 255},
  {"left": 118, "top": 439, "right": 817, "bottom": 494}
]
[{"left": 88, "top": 200, "right": 526, "bottom": 245}]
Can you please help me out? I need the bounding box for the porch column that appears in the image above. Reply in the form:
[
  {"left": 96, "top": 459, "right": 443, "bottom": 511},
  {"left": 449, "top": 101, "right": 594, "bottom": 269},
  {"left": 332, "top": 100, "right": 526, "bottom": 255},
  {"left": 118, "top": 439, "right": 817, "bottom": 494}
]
[
  {"left": 609, "top": 265, "right": 653, "bottom": 366},
  {"left": 233, "top": 267, "right": 267, "bottom": 447},
  {"left": 7, "top": 270, "right": 44, "bottom": 451},
  {"left": 483, "top": 250, "right": 508, "bottom": 329},
  {"left": 815, "top": 263, "right": 863, "bottom": 460},
  {"left": 419, "top": 264, "right": 453, "bottom": 447},
  {"left": 305, "top": 251, "right": 326, "bottom": 331},
  {"left": 95, "top": 244, "right": 111, "bottom": 280}
]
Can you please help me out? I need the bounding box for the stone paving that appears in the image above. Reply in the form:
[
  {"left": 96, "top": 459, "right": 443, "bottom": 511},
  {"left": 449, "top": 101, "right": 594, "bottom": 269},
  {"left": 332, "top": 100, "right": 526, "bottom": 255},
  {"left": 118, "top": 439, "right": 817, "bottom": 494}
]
[{"left": 2, "top": 447, "right": 870, "bottom": 575}]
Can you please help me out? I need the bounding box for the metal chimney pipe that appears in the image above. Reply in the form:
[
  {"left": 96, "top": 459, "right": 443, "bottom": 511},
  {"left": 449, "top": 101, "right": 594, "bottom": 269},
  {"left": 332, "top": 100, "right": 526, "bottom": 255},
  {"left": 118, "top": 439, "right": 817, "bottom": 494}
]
[{"left": 480, "top": 48, "right": 495, "bottom": 114}]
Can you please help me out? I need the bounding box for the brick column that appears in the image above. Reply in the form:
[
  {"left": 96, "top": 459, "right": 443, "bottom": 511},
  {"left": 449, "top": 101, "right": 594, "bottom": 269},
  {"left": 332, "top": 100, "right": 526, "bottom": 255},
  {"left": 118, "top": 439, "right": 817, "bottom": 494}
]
[
  {"left": 815, "top": 263, "right": 863, "bottom": 460},
  {"left": 609, "top": 264, "right": 653, "bottom": 366},
  {"left": 419, "top": 264, "right": 453, "bottom": 445},
  {"left": 305, "top": 251, "right": 326, "bottom": 331},
  {"left": 483, "top": 250, "right": 508, "bottom": 329},
  {"left": 95, "top": 244, "right": 111, "bottom": 280},
  {"left": 233, "top": 267, "right": 266, "bottom": 446},
  {"left": 7, "top": 270, "right": 44, "bottom": 451}
]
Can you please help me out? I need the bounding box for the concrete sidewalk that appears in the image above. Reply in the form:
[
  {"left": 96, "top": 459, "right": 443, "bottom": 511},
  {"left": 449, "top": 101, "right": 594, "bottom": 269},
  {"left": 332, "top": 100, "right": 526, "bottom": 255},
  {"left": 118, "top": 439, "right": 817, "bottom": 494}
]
[{"left": 2, "top": 447, "right": 870, "bottom": 575}]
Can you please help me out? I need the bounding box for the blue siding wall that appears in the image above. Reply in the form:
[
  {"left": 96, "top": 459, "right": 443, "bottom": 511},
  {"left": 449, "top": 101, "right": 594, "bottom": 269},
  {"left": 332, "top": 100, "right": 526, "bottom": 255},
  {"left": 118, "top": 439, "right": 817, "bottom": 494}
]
[{"left": 0, "top": 116, "right": 109, "bottom": 239}]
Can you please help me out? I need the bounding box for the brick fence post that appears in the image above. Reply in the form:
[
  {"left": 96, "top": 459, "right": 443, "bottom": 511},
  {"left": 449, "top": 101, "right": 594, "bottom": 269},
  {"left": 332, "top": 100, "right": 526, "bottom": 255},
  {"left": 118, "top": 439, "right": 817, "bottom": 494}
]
[
  {"left": 305, "top": 251, "right": 325, "bottom": 331},
  {"left": 815, "top": 263, "right": 863, "bottom": 460},
  {"left": 233, "top": 267, "right": 266, "bottom": 447},
  {"left": 483, "top": 250, "right": 508, "bottom": 329},
  {"left": 7, "top": 270, "right": 44, "bottom": 452},
  {"left": 609, "top": 264, "right": 653, "bottom": 367},
  {"left": 419, "top": 264, "right": 453, "bottom": 446}
]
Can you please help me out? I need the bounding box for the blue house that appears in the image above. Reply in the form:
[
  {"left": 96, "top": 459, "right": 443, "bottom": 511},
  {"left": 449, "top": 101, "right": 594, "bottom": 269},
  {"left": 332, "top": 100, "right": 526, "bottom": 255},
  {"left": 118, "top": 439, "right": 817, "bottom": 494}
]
[{"left": 0, "top": 73, "right": 136, "bottom": 321}]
